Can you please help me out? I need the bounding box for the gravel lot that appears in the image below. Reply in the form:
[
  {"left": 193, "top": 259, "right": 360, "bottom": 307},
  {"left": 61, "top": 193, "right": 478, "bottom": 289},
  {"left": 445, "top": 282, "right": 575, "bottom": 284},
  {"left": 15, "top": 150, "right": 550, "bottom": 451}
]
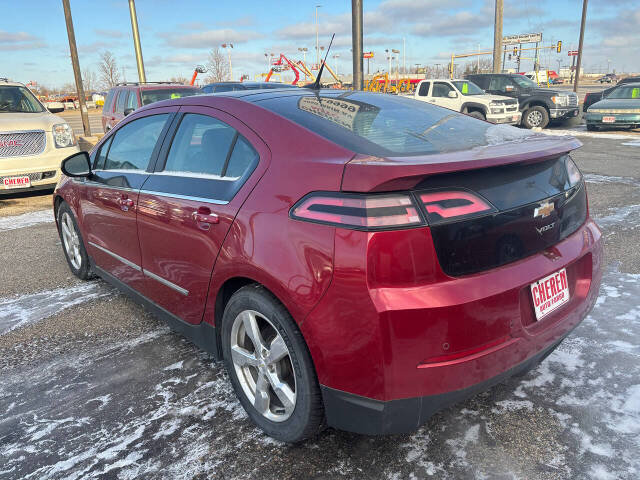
[{"left": 0, "top": 128, "right": 639, "bottom": 479}]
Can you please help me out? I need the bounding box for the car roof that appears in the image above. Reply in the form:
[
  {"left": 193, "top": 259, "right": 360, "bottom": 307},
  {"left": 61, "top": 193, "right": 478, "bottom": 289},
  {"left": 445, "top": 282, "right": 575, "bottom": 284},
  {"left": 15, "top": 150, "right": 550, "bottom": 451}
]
[
  {"left": 0, "top": 79, "right": 27, "bottom": 87},
  {"left": 115, "top": 83, "right": 199, "bottom": 90}
]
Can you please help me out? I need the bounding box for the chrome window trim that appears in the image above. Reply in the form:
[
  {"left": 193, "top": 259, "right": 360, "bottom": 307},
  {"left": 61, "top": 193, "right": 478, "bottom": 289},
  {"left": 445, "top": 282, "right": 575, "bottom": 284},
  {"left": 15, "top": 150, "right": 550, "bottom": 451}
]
[
  {"left": 88, "top": 241, "right": 142, "bottom": 272},
  {"left": 143, "top": 269, "right": 189, "bottom": 296},
  {"left": 88, "top": 241, "right": 189, "bottom": 295},
  {"left": 150, "top": 171, "right": 240, "bottom": 181},
  {"left": 139, "top": 189, "right": 229, "bottom": 205}
]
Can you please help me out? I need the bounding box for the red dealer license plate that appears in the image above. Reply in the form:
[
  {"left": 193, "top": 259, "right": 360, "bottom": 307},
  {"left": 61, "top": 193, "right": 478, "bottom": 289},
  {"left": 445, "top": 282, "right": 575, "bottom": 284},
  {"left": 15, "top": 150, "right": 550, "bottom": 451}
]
[
  {"left": 530, "top": 268, "right": 570, "bottom": 321},
  {"left": 2, "top": 176, "right": 31, "bottom": 189},
  {"left": 602, "top": 116, "right": 616, "bottom": 123}
]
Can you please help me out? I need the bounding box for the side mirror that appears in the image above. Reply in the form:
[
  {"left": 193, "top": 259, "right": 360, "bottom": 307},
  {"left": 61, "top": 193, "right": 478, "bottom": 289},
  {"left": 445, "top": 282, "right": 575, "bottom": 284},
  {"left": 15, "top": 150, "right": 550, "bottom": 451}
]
[
  {"left": 504, "top": 85, "right": 515, "bottom": 92},
  {"left": 61, "top": 151, "right": 92, "bottom": 178},
  {"left": 124, "top": 107, "right": 135, "bottom": 116},
  {"left": 447, "top": 91, "right": 458, "bottom": 98}
]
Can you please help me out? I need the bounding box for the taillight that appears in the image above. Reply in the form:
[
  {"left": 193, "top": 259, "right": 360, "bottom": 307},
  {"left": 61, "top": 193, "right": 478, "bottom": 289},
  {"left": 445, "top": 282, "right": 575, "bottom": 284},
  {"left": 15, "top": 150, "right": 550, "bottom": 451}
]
[
  {"left": 290, "top": 193, "right": 423, "bottom": 230},
  {"left": 418, "top": 190, "right": 496, "bottom": 225}
]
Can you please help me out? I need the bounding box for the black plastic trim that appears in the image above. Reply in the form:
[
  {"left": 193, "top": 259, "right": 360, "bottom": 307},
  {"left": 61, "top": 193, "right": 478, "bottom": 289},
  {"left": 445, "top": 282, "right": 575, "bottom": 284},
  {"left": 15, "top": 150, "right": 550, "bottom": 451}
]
[
  {"left": 90, "top": 260, "right": 221, "bottom": 360},
  {"left": 320, "top": 332, "right": 571, "bottom": 435}
]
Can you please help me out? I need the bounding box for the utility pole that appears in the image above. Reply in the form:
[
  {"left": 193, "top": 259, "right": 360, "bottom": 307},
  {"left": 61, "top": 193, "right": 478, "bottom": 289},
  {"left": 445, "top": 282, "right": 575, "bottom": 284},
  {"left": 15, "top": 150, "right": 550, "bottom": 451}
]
[
  {"left": 128, "top": 0, "right": 146, "bottom": 83},
  {"left": 492, "top": 0, "right": 503, "bottom": 73},
  {"left": 351, "top": 0, "right": 363, "bottom": 90},
  {"left": 61, "top": 0, "right": 90, "bottom": 137},
  {"left": 573, "top": 0, "right": 588, "bottom": 93},
  {"left": 315, "top": 5, "right": 322, "bottom": 68},
  {"left": 403, "top": 37, "right": 406, "bottom": 75}
]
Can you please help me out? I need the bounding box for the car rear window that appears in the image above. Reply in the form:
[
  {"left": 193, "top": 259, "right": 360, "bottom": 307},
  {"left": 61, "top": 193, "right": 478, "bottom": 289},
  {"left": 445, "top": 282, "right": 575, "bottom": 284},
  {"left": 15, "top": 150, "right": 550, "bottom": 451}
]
[
  {"left": 141, "top": 88, "right": 200, "bottom": 105},
  {"left": 256, "top": 91, "right": 506, "bottom": 157}
]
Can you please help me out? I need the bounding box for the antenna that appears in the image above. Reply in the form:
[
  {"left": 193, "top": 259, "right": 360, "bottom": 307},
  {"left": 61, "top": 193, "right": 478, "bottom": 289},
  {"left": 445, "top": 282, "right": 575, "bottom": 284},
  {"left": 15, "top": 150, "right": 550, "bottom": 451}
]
[{"left": 309, "top": 33, "right": 335, "bottom": 90}]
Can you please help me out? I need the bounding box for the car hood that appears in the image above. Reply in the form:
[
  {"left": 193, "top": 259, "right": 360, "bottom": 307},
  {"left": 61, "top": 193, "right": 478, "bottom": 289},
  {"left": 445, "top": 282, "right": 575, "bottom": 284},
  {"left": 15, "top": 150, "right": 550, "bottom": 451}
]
[
  {"left": 0, "top": 112, "right": 65, "bottom": 132},
  {"left": 482, "top": 93, "right": 517, "bottom": 103},
  {"left": 588, "top": 98, "right": 640, "bottom": 110}
]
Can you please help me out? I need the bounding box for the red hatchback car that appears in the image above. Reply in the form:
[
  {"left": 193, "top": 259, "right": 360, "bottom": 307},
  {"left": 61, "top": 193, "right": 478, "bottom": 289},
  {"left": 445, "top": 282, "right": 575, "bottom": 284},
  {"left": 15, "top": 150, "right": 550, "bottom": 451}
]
[{"left": 54, "top": 89, "right": 602, "bottom": 442}]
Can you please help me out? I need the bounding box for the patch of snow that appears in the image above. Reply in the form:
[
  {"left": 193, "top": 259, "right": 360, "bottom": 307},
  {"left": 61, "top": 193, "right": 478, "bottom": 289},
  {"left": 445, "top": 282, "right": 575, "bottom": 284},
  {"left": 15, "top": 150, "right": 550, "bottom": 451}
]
[
  {"left": 0, "top": 282, "right": 115, "bottom": 335},
  {"left": 594, "top": 204, "right": 640, "bottom": 228},
  {"left": 543, "top": 127, "right": 639, "bottom": 140},
  {"left": 163, "top": 360, "right": 184, "bottom": 371},
  {"left": 0, "top": 210, "right": 53, "bottom": 232}
]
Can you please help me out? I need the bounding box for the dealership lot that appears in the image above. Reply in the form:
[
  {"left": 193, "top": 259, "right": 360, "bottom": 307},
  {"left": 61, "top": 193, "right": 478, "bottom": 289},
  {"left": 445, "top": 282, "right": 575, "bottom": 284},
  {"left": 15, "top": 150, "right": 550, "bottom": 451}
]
[{"left": 0, "top": 131, "right": 638, "bottom": 479}]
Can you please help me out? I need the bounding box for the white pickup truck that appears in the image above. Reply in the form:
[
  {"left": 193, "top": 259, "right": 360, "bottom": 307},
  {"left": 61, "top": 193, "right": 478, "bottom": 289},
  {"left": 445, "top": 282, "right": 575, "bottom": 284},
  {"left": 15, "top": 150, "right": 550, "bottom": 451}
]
[{"left": 412, "top": 78, "right": 522, "bottom": 125}]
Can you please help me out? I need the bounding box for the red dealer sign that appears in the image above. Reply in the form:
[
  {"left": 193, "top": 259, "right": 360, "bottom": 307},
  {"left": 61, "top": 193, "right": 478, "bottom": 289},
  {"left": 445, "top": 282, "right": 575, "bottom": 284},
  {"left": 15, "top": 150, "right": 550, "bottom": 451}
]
[{"left": 531, "top": 268, "right": 570, "bottom": 320}]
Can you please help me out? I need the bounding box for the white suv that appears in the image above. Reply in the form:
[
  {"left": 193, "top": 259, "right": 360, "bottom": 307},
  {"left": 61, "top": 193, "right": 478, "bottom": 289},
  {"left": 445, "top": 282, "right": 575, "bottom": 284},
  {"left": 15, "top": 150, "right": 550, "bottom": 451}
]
[
  {"left": 412, "top": 78, "right": 522, "bottom": 125},
  {"left": 0, "top": 79, "right": 78, "bottom": 195}
]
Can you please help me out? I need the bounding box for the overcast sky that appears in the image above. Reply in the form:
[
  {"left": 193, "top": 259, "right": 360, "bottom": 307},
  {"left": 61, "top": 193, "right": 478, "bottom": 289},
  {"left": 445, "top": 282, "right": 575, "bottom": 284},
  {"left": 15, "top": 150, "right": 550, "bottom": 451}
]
[{"left": 1, "top": 0, "right": 637, "bottom": 88}]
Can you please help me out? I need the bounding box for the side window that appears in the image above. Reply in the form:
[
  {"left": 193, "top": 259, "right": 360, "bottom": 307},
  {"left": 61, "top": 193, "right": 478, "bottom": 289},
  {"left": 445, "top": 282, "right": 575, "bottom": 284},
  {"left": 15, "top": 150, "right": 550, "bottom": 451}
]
[
  {"left": 225, "top": 136, "right": 259, "bottom": 178},
  {"left": 93, "top": 135, "right": 114, "bottom": 170},
  {"left": 116, "top": 90, "right": 127, "bottom": 113},
  {"left": 105, "top": 114, "right": 169, "bottom": 171},
  {"left": 164, "top": 114, "right": 236, "bottom": 176},
  {"left": 126, "top": 91, "right": 139, "bottom": 110},
  {"left": 488, "top": 76, "right": 510, "bottom": 92},
  {"left": 418, "top": 82, "right": 431, "bottom": 96},
  {"left": 104, "top": 90, "right": 115, "bottom": 112},
  {"left": 432, "top": 82, "right": 454, "bottom": 97}
]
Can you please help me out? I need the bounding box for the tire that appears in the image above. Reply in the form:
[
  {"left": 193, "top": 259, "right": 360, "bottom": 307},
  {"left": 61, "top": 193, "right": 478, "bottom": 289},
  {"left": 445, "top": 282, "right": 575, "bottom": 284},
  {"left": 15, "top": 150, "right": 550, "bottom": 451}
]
[
  {"left": 467, "top": 110, "right": 486, "bottom": 120},
  {"left": 586, "top": 124, "right": 598, "bottom": 131},
  {"left": 221, "top": 284, "right": 324, "bottom": 443},
  {"left": 57, "top": 202, "right": 92, "bottom": 280},
  {"left": 522, "top": 106, "right": 550, "bottom": 129}
]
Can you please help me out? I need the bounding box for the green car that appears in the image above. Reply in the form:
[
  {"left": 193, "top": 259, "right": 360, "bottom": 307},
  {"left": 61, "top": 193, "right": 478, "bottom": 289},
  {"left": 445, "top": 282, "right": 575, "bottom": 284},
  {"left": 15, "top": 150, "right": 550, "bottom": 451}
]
[{"left": 586, "top": 83, "right": 640, "bottom": 131}]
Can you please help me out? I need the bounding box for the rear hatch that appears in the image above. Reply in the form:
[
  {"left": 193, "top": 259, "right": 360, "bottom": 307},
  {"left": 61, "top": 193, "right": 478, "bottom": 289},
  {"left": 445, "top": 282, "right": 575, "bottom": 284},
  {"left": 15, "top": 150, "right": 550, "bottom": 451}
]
[{"left": 342, "top": 135, "right": 586, "bottom": 277}]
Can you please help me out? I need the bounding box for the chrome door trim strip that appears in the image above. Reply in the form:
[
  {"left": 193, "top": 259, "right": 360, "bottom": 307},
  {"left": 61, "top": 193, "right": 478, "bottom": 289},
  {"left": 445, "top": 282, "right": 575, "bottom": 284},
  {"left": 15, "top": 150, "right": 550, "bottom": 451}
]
[
  {"left": 139, "top": 189, "right": 228, "bottom": 205},
  {"left": 88, "top": 241, "right": 189, "bottom": 296},
  {"left": 88, "top": 241, "right": 142, "bottom": 271},
  {"left": 143, "top": 269, "right": 189, "bottom": 296}
]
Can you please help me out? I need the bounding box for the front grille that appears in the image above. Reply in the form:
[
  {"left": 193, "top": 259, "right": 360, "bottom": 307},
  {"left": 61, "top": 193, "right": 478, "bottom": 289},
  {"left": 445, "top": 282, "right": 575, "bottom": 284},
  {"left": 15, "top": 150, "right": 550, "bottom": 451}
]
[
  {"left": 0, "top": 130, "right": 46, "bottom": 158},
  {"left": 0, "top": 171, "right": 55, "bottom": 183},
  {"left": 568, "top": 95, "right": 578, "bottom": 107}
]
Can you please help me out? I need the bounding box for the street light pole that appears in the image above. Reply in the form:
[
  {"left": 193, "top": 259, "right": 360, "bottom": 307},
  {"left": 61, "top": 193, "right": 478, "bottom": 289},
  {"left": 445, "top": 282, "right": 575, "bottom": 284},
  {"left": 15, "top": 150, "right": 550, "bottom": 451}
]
[
  {"left": 492, "top": 0, "right": 503, "bottom": 73},
  {"left": 351, "top": 0, "right": 363, "bottom": 90},
  {"left": 128, "top": 0, "right": 146, "bottom": 83},
  {"left": 573, "top": 0, "right": 588, "bottom": 93},
  {"left": 222, "top": 43, "right": 233, "bottom": 81},
  {"left": 61, "top": 0, "right": 90, "bottom": 137},
  {"left": 315, "top": 4, "right": 322, "bottom": 68}
]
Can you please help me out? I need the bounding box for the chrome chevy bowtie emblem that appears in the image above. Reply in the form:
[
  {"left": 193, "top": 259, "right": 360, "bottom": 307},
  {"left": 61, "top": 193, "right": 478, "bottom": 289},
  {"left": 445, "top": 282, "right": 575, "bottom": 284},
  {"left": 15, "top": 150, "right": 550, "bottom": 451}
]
[{"left": 534, "top": 201, "right": 554, "bottom": 219}]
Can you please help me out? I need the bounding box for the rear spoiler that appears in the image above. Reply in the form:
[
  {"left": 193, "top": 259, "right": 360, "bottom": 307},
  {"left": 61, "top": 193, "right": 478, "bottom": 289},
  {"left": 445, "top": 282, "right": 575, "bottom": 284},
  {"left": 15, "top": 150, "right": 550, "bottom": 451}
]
[{"left": 341, "top": 135, "right": 582, "bottom": 192}]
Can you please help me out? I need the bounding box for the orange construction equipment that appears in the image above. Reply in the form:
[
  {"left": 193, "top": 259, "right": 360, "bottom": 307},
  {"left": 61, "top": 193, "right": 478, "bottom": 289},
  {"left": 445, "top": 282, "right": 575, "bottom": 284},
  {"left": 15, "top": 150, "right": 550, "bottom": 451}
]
[
  {"left": 265, "top": 54, "right": 303, "bottom": 85},
  {"left": 190, "top": 65, "right": 206, "bottom": 86}
]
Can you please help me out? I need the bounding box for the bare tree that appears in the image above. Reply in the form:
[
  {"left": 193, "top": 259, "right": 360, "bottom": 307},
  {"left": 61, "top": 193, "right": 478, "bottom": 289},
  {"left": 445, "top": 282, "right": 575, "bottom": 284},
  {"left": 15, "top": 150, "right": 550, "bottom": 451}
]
[
  {"left": 98, "top": 51, "right": 121, "bottom": 88},
  {"left": 82, "top": 68, "right": 97, "bottom": 93},
  {"left": 169, "top": 75, "right": 188, "bottom": 85},
  {"left": 205, "top": 48, "right": 229, "bottom": 83},
  {"left": 463, "top": 58, "right": 493, "bottom": 75}
]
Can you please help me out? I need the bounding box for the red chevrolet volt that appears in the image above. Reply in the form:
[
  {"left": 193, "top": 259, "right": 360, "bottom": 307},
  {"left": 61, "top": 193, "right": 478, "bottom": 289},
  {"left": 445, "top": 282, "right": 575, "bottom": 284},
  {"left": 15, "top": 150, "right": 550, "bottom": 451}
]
[{"left": 54, "top": 89, "right": 602, "bottom": 442}]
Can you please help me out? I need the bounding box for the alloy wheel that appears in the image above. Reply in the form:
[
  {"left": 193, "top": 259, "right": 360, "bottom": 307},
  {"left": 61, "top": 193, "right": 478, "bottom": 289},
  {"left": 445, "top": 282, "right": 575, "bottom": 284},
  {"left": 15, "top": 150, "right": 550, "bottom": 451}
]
[
  {"left": 527, "top": 110, "right": 543, "bottom": 127},
  {"left": 61, "top": 212, "right": 82, "bottom": 270},
  {"left": 230, "top": 309, "right": 297, "bottom": 422}
]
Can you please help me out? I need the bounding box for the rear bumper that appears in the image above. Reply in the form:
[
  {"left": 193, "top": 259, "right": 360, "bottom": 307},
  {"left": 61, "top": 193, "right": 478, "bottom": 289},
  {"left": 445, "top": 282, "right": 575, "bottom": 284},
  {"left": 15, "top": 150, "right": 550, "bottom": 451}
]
[
  {"left": 321, "top": 331, "right": 566, "bottom": 435},
  {"left": 585, "top": 113, "right": 640, "bottom": 127},
  {"left": 308, "top": 219, "right": 603, "bottom": 435}
]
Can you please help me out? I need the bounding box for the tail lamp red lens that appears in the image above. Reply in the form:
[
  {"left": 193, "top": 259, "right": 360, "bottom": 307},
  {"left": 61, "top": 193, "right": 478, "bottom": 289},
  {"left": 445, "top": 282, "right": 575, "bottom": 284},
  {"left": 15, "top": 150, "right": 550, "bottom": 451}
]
[
  {"left": 419, "top": 190, "right": 495, "bottom": 225},
  {"left": 290, "top": 193, "right": 422, "bottom": 230}
]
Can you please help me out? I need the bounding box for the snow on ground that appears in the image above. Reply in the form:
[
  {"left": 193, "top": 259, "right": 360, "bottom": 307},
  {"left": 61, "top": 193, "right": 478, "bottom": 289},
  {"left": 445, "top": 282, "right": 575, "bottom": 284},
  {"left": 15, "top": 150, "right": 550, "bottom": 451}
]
[
  {"left": 0, "top": 210, "right": 53, "bottom": 232},
  {"left": 0, "top": 282, "right": 114, "bottom": 335},
  {"left": 543, "top": 125, "right": 640, "bottom": 140}
]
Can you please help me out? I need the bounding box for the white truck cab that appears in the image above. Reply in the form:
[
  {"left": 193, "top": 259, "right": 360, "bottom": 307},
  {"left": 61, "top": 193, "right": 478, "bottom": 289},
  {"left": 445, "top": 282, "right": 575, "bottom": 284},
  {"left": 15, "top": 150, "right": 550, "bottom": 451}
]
[{"left": 412, "top": 78, "right": 522, "bottom": 125}]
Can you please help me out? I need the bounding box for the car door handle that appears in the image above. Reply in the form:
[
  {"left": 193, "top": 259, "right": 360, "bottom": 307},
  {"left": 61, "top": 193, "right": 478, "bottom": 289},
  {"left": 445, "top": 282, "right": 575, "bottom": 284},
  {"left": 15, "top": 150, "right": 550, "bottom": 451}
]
[
  {"left": 117, "top": 195, "right": 134, "bottom": 211},
  {"left": 192, "top": 206, "right": 219, "bottom": 225}
]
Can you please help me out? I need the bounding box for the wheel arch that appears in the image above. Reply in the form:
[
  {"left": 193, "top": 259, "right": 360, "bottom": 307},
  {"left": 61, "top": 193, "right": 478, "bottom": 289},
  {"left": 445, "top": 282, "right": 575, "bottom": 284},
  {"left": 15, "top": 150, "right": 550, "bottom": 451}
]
[
  {"left": 522, "top": 99, "right": 550, "bottom": 112},
  {"left": 461, "top": 102, "right": 487, "bottom": 115}
]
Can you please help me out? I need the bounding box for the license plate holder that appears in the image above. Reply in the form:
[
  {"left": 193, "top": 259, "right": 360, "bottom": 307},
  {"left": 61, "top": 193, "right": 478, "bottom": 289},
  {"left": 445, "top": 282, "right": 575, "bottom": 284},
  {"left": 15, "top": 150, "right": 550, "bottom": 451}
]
[
  {"left": 2, "top": 175, "right": 31, "bottom": 189},
  {"left": 530, "top": 268, "right": 570, "bottom": 321}
]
